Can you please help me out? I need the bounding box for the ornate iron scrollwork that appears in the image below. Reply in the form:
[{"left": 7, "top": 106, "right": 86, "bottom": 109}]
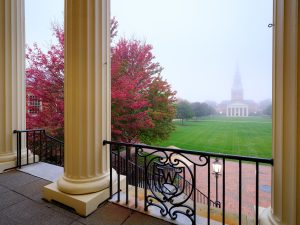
[{"left": 138, "top": 149, "right": 208, "bottom": 224}]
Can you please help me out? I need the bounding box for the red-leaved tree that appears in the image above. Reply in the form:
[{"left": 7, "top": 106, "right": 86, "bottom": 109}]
[
  {"left": 26, "top": 19, "right": 176, "bottom": 143},
  {"left": 26, "top": 25, "right": 64, "bottom": 138},
  {"left": 111, "top": 39, "right": 162, "bottom": 142}
]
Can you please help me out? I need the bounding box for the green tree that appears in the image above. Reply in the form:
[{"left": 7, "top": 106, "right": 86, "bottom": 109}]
[
  {"left": 191, "top": 102, "right": 216, "bottom": 118},
  {"left": 141, "top": 75, "right": 177, "bottom": 144},
  {"left": 263, "top": 103, "right": 272, "bottom": 116},
  {"left": 176, "top": 100, "right": 193, "bottom": 124}
]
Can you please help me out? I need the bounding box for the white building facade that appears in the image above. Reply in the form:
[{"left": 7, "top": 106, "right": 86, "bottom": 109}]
[
  {"left": 226, "top": 66, "right": 249, "bottom": 117},
  {"left": 227, "top": 103, "right": 248, "bottom": 117}
]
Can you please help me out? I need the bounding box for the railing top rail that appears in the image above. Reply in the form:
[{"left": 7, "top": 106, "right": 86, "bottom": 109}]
[
  {"left": 44, "top": 134, "right": 64, "bottom": 144},
  {"left": 13, "top": 129, "right": 45, "bottom": 133},
  {"left": 103, "top": 140, "right": 273, "bottom": 165},
  {"left": 13, "top": 129, "right": 64, "bottom": 144}
]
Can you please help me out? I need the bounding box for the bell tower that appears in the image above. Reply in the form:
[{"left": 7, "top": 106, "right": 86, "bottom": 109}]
[{"left": 231, "top": 64, "right": 243, "bottom": 102}]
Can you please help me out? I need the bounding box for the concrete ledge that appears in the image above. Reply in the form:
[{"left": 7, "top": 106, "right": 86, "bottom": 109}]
[
  {"left": 43, "top": 176, "right": 125, "bottom": 217},
  {"left": 21, "top": 154, "right": 39, "bottom": 166}
]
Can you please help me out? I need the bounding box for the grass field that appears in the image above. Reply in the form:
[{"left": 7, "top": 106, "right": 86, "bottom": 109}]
[{"left": 156, "top": 116, "right": 272, "bottom": 158}]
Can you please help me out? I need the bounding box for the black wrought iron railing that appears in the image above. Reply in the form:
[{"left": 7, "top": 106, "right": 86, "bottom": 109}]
[
  {"left": 104, "top": 140, "right": 273, "bottom": 225},
  {"left": 13, "top": 129, "right": 64, "bottom": 168},
  {"left": 111, "top": 150, "right": 218, "bottom": 208}
]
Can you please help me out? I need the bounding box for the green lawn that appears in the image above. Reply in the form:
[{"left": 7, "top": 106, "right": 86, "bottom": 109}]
[{"left": 156, "top": 116, "right": 272, "bottom": 158}]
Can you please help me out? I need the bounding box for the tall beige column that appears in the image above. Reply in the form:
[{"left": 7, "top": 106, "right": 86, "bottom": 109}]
[
  {"left": 0, "top": 0, "right": 26, "bottom": 173},
  {"left": 259, "top": 0, "right": 299, "bottom": 224},
  {"left": 43, "top": 0, "right": 118, "bottom": 216}
]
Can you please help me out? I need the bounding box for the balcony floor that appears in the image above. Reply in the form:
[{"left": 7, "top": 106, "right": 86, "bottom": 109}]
[{"left": 0, "top": 170, "right": 172, "bottom": 225}]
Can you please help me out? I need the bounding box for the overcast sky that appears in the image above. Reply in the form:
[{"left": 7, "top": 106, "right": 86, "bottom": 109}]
[{"left": 25, "top": 0, "right": 273, "bottom": 103}]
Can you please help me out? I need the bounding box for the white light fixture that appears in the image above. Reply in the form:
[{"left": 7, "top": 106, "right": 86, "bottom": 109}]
[{"left": 212, "top": 158, "right": 222, "bottom": 174}]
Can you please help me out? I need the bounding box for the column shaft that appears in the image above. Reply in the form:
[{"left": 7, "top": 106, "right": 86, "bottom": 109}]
[
  {"left": 57, "top": 0, "right": 115, "bottom": 195},
  {"left": 0, "top": 0, "right": 25, "bottom": 172},
  {"left": 259, "top": 0, "right": 299, "bottom": 224}
]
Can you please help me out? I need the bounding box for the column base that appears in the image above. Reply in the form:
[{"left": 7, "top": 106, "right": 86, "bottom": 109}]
[
  {"left": 0, "top": 151, "right": 39, "bottom": 173},
  {"left": 43, "top": 175, "right": 126, "bottom": 217},
  {"left": 259, "top": 207, "right": 281, "bottom": 225},
  {"left": 0, "top": 160, "right": 16, "bottom": 173},
  {"left": 57, "top": 170, "right": 117, "bottom": 194},
  {"left": 0, "top": 154, "right": 40, "bottom": 173},
  {"left": 0, "top": 152, "right": 17, "bottom": 173}
]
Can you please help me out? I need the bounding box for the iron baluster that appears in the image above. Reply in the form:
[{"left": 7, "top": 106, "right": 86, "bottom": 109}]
[
  {"left": 26, "top": 132, "right": 29, "bottom": 165},
  {"left": 222, "top": 158, "right": 226, "bottom": 225},
  {"left": 239, "top": 160, "right": 242, "bottom": 225},
  {"left": 117, "top": 145, "right": 120, "bottom": 202},
  {"left": 109, "top": 144, "right": 113, "bottom": 199},
  {"left": 135, "top": 147, "right": 138, "bottom": 208},
  {"left": 193, "top": 164, "right": 196, "bottom": 225},
  {"left": 208, "top": 156, "right": 211, "bottom": 225},
  {"left": 38, "top": 130, "right": 42, "bottom": 163},
  {"left": 256, "top": 162, "right": 259, "bottom": 225},
  {"left": 126, "top": 146, "right": 129, "bottom": 204},
  {"left": 144, "top": 155, "right": 147, "bottom": 211}
]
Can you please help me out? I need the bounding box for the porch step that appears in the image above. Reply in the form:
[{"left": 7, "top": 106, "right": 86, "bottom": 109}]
[{"left": 18, "top": 162, "right": 63, "bottom": 182}]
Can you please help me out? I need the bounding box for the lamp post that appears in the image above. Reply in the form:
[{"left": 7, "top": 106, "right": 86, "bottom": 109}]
[{"left": 212, "top": 158, "right": 222, "bottom": 206}]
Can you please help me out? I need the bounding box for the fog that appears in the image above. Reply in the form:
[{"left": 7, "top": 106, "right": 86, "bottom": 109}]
[
  {"left": 111, "top": 0, "right": 273, "bottom": 103},
  {"left": 25, "top": 0, "right": 273, "bottom": 103}
]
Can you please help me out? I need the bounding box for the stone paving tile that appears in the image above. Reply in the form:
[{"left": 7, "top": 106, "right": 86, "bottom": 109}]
[
  {"left": 0, "top": 199, "right": 74, "bottom": 225},
  {"left": 0, "top": 214, "right": 20, "bottom": 225},
  {"left": 79, "top": 202, "right": 132, "bottom": 225},
  {"left": 70, "top": 221, "right": 86, "bottom": 225},
  {"left": 0, "top": 185, "right": 9, "bottom": 194},
  {"left": 122, "top": 211, "right": 172, "bottom": 225},
  {"left": 12, "top": 178, "right": 50, "bottom": 204},
  {"left": 45, "top": 200, "right": 81, "bottom": 221},
  {"left": 0, "top": 190, "right": 27, "bottom": 211},
  {"left": 0, "top": 170, "right": 40, "bottom": 189},
  {"left": 0, "top": 170, "right": 173, "bottom": 225}
]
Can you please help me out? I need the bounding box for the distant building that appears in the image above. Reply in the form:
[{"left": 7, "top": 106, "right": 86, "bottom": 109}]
[
  {"left": 226, "top": 66, "right": 249, "bottom": 117},
  {"left": 27, "top": 92, "right": 42, "bottom": 115}
]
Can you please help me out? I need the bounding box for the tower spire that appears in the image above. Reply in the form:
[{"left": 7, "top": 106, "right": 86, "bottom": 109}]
[{"left": 231, "top": 63, "right": 243, "bottom": 102}]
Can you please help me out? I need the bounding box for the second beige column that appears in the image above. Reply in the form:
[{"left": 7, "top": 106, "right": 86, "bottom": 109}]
[{"left": 57, "top": 0, "right": 115, "bottom": 195}]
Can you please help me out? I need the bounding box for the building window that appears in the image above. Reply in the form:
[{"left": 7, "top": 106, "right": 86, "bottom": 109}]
[{"left": 28, "top": 95, "right": 41, "bottom": 114}]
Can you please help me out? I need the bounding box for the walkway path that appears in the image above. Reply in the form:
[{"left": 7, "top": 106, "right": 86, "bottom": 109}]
[{"left": 191, "top": 157, "right": 271, "bottom": 218}]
